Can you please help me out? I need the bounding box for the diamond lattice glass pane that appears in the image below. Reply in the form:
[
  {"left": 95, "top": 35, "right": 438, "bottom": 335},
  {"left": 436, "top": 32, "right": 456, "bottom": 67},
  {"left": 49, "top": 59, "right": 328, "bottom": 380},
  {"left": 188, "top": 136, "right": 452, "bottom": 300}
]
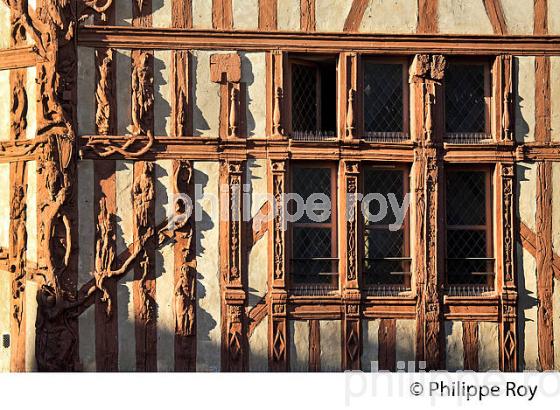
[
  {"left": 446, "top": 229, "right": 490, "bottom": 285},
  {"left": 292, "top": 63, "right": 317, "bottom": 132},
  {"left": 364, "top": 63, "right": 404, "bottom": 133},
  {"left": 292, "top": 167, "right": 331, "bottom": 224},
  {"left": 447, "top": 230, "right": 487, "bottom": 258},
  {"left": 363, "top": 229, "right": 406, "bottom": 285},
  {"left": 364, "top": 229, "right": 404, "bottom": 259},
  {"left": 446, "top": 171, "right": 487, "bottom": 226},
  {"left": 445, "top": 64, "right": 486, "bottom": 133},
  {"left": 292, "top": 227, "right": 334, "bottom": 284},
  {"left": 293, "top": 227, "right": 332, "bottom": 259},
  {"left": 363, "top": 168, "right": 404, "bottom": 225}
]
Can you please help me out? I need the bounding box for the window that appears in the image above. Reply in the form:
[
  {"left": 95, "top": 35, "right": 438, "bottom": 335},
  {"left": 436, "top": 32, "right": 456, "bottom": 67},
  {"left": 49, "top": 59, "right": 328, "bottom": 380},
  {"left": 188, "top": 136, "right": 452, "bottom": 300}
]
[
  {"left": 445, "top": 169, "right": 494, "bottom": 294},
  {"left": 444, "top": 62, "right": 491, "bottom": 143},
  {"left": 290, "top": 163, "right": 338, "bottom": 290},
  {"left": 362, "top": 166, "right": 411, "bottom": 295},
  {"left": 289, "top": 55, "right": 337, "bottom": 140},
  {"left": 363, "top": 59, "right": 409, "bottom": 142}
]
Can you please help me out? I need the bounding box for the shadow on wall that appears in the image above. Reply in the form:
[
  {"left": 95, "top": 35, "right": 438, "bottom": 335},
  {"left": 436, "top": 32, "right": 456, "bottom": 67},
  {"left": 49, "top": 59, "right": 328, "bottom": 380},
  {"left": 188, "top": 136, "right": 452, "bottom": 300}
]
[
  {"left": 153, "top": 55, "right": 172, "bottom": 135},
  {"left": 239, "top": 53, "right": 256, "bottom": 137},
  {"left": 514, "top": 57, "right": 530, "bottom": 142},
  {"left": 114, "top": 1, "right": 165, "bottom": 26},
  {"left": 515, "top": 163, "right": 538, "bottom": 371},
  {"left": 191, "top": 53, "right": 210, "bottom": 136}
]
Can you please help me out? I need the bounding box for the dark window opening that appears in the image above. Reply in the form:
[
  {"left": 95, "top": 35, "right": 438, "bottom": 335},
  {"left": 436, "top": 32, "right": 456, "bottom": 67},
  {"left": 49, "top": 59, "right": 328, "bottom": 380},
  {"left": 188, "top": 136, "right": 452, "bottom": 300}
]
[
  {"left": 290, "top": 55, "right": 337, "bottom": 140},
  {"left": 363, "top": 61, "right": 408, "bottom": 142},
  {"left": 445, "top": 169, "right": 494, "bottom": 294},
  {"left": 445, "top": 63, "right": 491, "bottom": 143},
  {"left": 290, "top": 164, "right": 338, "bottom": 291},
  {"left": 362, "top": 166, "right": 411, "bottom": 295}
]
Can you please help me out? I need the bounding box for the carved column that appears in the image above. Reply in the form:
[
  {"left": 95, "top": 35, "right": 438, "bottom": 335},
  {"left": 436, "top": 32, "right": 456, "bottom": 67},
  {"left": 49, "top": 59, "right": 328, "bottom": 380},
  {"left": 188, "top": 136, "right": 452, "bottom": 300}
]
[
  {"left": 266, "top": 50, "right": 286, "bottom": 138},
  {"left": 339, "top": 52, "right": 359, "bottom": 141},
  {"left": 268, "top": 159, "right": 288, "bottom": 371},
  {"left": 341, "top": 160, "right": 361, "bottom": 370},
  {"left": 132, "top": 161, "right": 157, "bottom": 371},
  {"left": 498, "top": 163, "right": 518, "bottom": 371},
  {"left": 493, "top": 55, "right": 514, "bottom": 141},
  {"left": 220, "top": 160, "right": 247, "bottom": 371},
  {"left": 171, "top": 51, "right": 192, "bottom": 137},
  {"left": 8, "top": 6, "right": 29, "bottom": 372},
  {"left": 172, "top": 160, "right": 197, "bottom": 371},
  {"left": 411, "top": 54, "right": 446, "bottom": 370},
  {"left": 210, "top": 53, "right": 242, "bottom": 139}
]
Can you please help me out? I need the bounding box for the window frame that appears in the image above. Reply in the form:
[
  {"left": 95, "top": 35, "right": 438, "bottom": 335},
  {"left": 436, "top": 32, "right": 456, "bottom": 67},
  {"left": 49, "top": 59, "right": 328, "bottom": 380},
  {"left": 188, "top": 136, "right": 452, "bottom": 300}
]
[
  {"left": 443, "top": 58, "right": 493, "bottom": 140},
  {"left": 360, "top": 56, "right": 410, "bottom": 141},
  {"left": 360, "top": 163, "right": 411, "bottom": 293},
  {"left": 443, "top": 165, "right": 495, "bottom": 292},
  {"left": 286, "top": 54, "right": 339, "bottom": 138},
  {"left": 288, "top": 161, "right": 339, "bottom": 290}
]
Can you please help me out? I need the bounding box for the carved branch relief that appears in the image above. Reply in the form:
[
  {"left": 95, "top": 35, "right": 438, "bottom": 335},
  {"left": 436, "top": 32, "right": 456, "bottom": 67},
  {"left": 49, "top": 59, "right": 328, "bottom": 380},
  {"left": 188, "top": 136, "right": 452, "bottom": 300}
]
[{"left": 95, "top": 48, "right": 115, "bottom": 135}]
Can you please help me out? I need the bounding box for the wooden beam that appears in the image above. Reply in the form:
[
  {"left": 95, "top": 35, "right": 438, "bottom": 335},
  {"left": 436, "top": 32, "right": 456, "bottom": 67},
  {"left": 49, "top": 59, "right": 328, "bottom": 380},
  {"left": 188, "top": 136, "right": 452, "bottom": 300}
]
[
  {"left": 462, "top": 321, "right": 479, "bottom": 371},
  {"left": 534, "top": 0, "right": 548, "bottom": 35},
  {"left": 343, "top": 0, "right": 368, "bottom": 32},
  {"left": 536, "top": 161, "right": 554, "bottom": 370},
  {"left": 483, "top": 0, "right": 507, "bottom": 35},
  {"left": 417, "top": 0, "right": 438, "bottom": 34},
  {"left": 77, "top": 27, "right": 560, "bottom": 55},
  {"left": 0, "top": 46, "right": 40, "bottom": 71},
  {"left": 259, "top": 0, "right": 277, "bottom": 31},
  {"left": 172, "top": 0, "right": 193, "bottom": 29},
  {"left": 213, "top": 0, "right": 233, "bottom": 30},
  {"left": 300, "top": 0, "right": 316, "bottom": 32}
]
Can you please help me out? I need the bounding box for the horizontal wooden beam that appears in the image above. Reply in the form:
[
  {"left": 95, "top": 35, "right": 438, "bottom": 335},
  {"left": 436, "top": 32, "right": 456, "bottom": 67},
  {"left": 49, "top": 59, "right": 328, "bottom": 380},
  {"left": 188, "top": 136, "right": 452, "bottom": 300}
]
[
  {"left": 73, "top": 135, "right": 560, "bottom": 162},
  {"left": 78, "top": 26, "right": 560, "bottom": 55},
  {"left": 0, "top": 46, "right": 41, "bottom": 70}
]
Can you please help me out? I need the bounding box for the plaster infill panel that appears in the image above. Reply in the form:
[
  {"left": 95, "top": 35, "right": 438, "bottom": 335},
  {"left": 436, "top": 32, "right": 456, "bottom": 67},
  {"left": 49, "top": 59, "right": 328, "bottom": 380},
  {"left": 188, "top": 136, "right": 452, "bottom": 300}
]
[
  {"left": 361, "top": 319, "right": 379, "bottom": 371},
  {"left": 478, "top": 322, "right": 499, "bottom": 371},
  {"left": 515, "top": 57, "right": 536, "bottom": 143},
  {"left": 192, "top": 51, "right": 222, "bottom": 137},
  {"left": 194, "top": 161, "right": 221, "bottom": 371},
  {"left": 77, "top": 47, "right": 95, "bottom": 136},
  {"left": 445, "top": 320, "right": 464, "bottom": 371},
  {"left": 240, "top": 53, "right": 267, "bottom": 138},
  {"left": 115, "top": 160, "right": 136, "bottom": 371},
  {"left": 517, "top": 244, "right": 539, "bottom": 371},
  {"left": 290, "top": 320, "right": 309, "bottom": 371},
  {"left": 320, "top": 320, "right": 341, "bottom": 372},
  {"left": 437, "top": 0, "right": 493, "bottom": 34},
  {"left": 155, "top": 160, "right": 175, "bottom": 371},
  {"left": 315, "top": 0, "right": 353, "bottom": 32},
  {"left": 192, "top": 0, "right": 213, "bottom": 29},
  {"left": 77, "top": 160, "right": 95, "bottom": 372},
  {"left": 249, "top": 319, "right": 268, "bottom": 371},
  {"left": 360, "top": 0, "right": 417, "bottom": 34},
  {"left": 233, "top": 0, "right": 259, "bottom": 30},
  {"left": 277, "top": 0, "right": 300, "bottom": 31},
  {"left": 501, "top": 0, "right": 534, "bottom": 35},
  {"left": 396, "top": 319, "right": 416, "bottom": 370},
  {"left": 247, "top": 159, "right": 269, "bottom": 309},
  {"left": 154, "top": 50, "right": 172, "bottom": 137}
]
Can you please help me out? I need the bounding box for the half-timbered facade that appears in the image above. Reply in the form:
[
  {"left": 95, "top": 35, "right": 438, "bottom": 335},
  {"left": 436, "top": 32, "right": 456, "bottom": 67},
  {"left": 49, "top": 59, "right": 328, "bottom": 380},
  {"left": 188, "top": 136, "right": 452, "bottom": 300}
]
[{"left": 0, "top": 0, "right": 560, "bottom": 372}]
